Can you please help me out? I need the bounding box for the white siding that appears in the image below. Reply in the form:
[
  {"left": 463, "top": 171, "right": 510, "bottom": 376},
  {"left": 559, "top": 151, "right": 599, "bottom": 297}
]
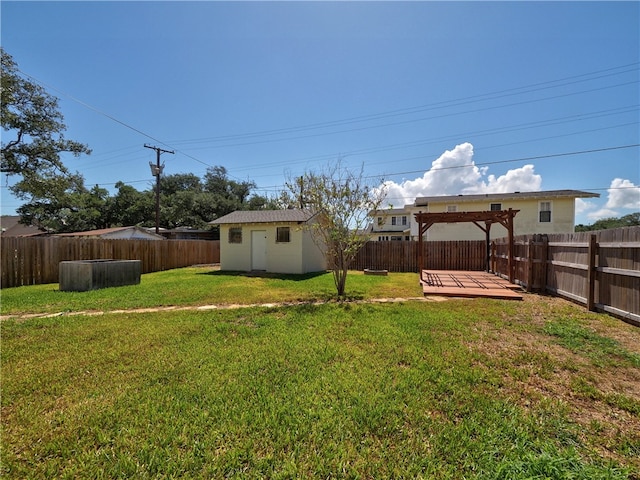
[{"left": 219, "top": 222, "right": 326, "bottom": 274}]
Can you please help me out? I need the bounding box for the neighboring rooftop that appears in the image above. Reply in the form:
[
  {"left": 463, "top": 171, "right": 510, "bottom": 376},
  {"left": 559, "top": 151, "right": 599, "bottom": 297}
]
[
  {"left": 210, "top": 209, "right": 315, "bottom": 225},
  {"left": 369, "top": 207, "right": 411, "bottom": 215},
  {"left": 55, "top": 226, "right": 165, "bottom": 239},
  {"left": 412, "top": 189, "right": 599, "bottom": 207},
  {"left": 0, "top": 215, "right": 46, "bottom": 237}
]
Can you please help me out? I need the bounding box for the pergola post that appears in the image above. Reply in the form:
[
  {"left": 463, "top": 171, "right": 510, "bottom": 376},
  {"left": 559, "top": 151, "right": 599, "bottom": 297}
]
[
  {"left": 485, "top": 222, "right": 491, "bottom": 273},
  {"left": 413, "top": 208, "right": 520, "bottom": 284}
]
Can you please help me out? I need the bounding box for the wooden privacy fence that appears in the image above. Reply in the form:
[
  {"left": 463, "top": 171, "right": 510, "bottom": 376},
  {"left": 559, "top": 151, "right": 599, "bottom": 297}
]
[
  {"left": 351, "top": 240, "right": 486, "bottom": 272},
  {"left": 493, "top": 227, "right": 640, "bottom": 326},
  {"left": 1, "top": 237, "right": 220, "bottom": 288}
]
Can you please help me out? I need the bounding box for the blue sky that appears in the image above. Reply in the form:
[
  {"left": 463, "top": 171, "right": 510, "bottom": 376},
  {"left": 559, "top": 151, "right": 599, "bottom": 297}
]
[{"left": 1, "top": 1, "right": 638, "bottom": 224}]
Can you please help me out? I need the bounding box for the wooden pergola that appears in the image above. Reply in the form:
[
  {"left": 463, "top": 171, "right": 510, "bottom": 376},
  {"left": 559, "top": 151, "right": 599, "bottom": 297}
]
[{"left": 415, "top": 209, "right": 520, "bottom": 283}]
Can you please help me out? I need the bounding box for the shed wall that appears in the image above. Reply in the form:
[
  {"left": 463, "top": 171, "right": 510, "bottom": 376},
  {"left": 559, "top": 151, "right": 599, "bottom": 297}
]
[{"left": 219, "top": 223, "right": 326, "bottom": 273}]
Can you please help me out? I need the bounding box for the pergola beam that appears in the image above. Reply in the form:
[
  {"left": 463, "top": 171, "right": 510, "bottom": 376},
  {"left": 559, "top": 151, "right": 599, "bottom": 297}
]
[{"left": 415, "top": 209, "right": 519, "bottom": 283}]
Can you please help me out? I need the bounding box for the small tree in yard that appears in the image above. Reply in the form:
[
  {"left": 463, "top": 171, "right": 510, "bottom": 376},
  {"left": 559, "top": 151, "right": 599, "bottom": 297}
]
[{"left": 287, "top": 162, "right": 387, "bottom": 297}]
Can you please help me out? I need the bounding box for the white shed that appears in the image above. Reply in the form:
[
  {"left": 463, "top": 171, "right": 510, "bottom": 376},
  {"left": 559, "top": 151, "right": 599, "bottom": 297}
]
[{"left": 210, "top": 209, "right": 326, "bottom": 274}]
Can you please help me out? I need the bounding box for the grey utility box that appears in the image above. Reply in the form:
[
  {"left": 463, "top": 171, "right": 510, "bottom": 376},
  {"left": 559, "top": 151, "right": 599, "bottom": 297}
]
[{"left": 59, "top": 259, "right": 142, "bottom": 292}]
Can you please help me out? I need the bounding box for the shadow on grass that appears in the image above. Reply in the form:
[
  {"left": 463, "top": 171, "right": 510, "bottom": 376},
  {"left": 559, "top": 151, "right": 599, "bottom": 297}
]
[{"left": 198, "top": 270, "right": 329, "bottom": 282}]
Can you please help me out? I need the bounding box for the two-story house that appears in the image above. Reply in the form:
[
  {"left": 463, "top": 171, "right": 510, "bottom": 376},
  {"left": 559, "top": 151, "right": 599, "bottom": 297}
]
[
  {"left": 368, "top": 189, "right": 599, "bottom": 241},
  {"left": 407, "top": 189, "right": 599, "bottom": 241},
  {"left": 365, "top": 208, "right": 412, "bottom": 241}
]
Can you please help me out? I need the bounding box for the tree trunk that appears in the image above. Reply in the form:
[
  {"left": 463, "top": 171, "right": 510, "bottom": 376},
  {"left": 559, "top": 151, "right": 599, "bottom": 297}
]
[{"left": 334, "top": 266, "right": 348, "bottom": 297}]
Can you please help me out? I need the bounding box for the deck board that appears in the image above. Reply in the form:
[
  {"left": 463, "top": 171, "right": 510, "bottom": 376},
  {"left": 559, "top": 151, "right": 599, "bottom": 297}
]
[{"left": 421, "top": 270, "right": 523, "bottom": 300}]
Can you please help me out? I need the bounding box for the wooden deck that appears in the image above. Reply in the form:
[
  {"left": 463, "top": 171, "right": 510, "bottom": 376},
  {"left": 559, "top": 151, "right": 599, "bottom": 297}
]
[{"left": 421, "top": 270, "right": 523, "bottom": 300}]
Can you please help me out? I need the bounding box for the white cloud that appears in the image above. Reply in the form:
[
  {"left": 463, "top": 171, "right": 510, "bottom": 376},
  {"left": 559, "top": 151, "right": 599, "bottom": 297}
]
[
  {"left": 381, "top": 142, "right": 542, "bottom": 206},
  {"left": 587, "top": 208, "right": 619, "bottom": 221},
  {"left": 605, "top": 178, "right": 640, "bottom": 209},
  {"left": 575, "top": 198, "right": 596, "bottom": 216}
]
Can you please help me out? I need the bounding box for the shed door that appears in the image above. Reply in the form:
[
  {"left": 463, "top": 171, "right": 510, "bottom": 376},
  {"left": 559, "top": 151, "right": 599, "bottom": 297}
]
[{"left": 251, "top": 230, "right": 267, "bottom": 271}]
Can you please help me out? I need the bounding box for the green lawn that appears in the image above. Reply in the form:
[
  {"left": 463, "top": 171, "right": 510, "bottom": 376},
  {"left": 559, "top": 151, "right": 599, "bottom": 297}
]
[
  {"left": 1, "top": 270, "right": 639, "bottom": 479},
  {"left": 0, "top": 267, "right": 423, "bottom": 315}
]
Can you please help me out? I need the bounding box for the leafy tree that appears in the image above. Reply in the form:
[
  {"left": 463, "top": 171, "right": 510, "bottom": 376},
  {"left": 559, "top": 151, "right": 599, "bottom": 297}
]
[
  {"left": 1, "top": 48, "right": 91, "bottom": 206},
  {"left": 161, "top": 190, "right": 217, "bottom": 229},
  {"left": 286, "top": 162, "right": 387, "bottom": 297},
  {"left": 203, "top": 166, "right": 257, "bottom": 218},
  {"left": 17, "top": 176, "right": 109, "bottom": 232},
  {"left": 263, "top": 190, "right": 300, "bottom": 210},
  {"left": 159, "top": 172, "right": 202, "bottom": 196},
  {"left": 575, "top": 212, "right": 640, "bottom": 232},
  {"left": 106, "top": 181, "right": 154, "bottom": 228},
  {"left": 156, "top": 169, "right": 263, "bottom": 229}
]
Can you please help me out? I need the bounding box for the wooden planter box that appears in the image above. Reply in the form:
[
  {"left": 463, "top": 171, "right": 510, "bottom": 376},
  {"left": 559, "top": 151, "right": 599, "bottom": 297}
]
[{"left": 59, "top": 259, "right": 141, "bottom": 292}]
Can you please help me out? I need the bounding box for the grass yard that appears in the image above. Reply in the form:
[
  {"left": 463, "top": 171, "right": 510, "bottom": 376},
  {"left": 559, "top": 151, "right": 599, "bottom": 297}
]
[
  {"left": 0, "top": 266, "right": 423, "bottom": 316},
  {"left": 1, "top": 269, "right": 639, "bottom": 479}
]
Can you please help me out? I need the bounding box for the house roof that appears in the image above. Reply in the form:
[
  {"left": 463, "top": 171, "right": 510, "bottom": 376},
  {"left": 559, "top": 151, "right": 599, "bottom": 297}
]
[
  {"left": 0, "top": 215, "right": 47, "bottom": 237},
  {"left": 55, "top": 226, "right": 165, "bottom": 239},
  {"left": 210, "top": 209, "right": 315, "bottom": 225},
  {"left": 369, "top": 207, "right": 409, "bottom": 216},
  {"left": 412, "top": 189, "right": 599, "bottom": 207}
]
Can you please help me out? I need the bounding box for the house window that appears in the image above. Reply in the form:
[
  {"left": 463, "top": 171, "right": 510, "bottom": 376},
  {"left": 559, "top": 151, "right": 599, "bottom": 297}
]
[
  {"left": 447, "top": 205, "right": 458, "bottom": 213},
  {"left": 228, "top": 227, "right": 242, "bottom": 244},
  {"left": 490, "top": 203, "right": 502, "bottom": 211},
  {"left": 276, "top": 226, "right": 290, "bottom": 243},
  {"left": 402, "top": 216, "right": 407, "bottom": 225},
  {"left": 377, "top": 216, "right": 383, "bottom": 226},
  {"left": 539, "top": 201, "right": 552, "bottom": 223},
  {"left": 391, "top": 236, "right": 403, "bottom": 241},
  {"left": 391, "top": 216, "right": 397, "bottom": 225}
]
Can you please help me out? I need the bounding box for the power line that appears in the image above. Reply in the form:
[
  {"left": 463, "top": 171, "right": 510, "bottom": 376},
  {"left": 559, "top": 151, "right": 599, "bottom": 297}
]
[
  {"left": 224, "top": 106, "right": 638, "bottom": 175},
  {"left": 14, "top": 68, "right": 221, "bottom": 173},
  {"left": 168, "top": 80, "right": 639, "bottom": 152},
  {"left": 13, "top": 63, "right": 638, "bottom": 192},
  {"left": 246, "top": 143, "right": 640, "bottom": 192},
  {"left": 16, "top": 63, "right": 638, "bottom": 155},
  {"left": 368, "top": 144, "right": 640, "bottom": 180},
  {"left": 168, "top": 63, "right": 639, "bottom": 146}
]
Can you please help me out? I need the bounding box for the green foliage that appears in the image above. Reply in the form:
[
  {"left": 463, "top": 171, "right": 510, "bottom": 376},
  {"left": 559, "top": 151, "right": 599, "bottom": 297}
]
[
  {"left": 1, "top": 48, "right": 91, "bottom": 203},
  {"left": 153, "top": 166, "right": 268, "bottom": 229},
  {"left": 16, "top": 175, "right": 112, "bottom": 232},
  {"left": 575, "top": 212, "right": 640, "bottom": 232},
  {"left": 106, "top": 181, "right": 155, "bottom": 227},
  {"left": 286, "top": 162, "right": 388, "bottom": 297},
  {"left": 1, "top": 51, "right": 272, "bottom": 232}
]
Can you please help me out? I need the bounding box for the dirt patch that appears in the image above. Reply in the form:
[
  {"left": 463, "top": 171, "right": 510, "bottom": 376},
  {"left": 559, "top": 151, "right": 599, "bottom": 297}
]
[
  {"left": 0, "top": 296, "right": 444, "bottom": 322},
  {"left": 468, "top": 294, "right": 640, "bottom": 470}
]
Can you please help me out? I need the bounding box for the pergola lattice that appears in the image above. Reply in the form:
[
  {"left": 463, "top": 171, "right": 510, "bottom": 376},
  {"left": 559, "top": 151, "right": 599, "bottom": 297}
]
[{"left": 415, "top": 209, "right": 520, "bottom": 283}]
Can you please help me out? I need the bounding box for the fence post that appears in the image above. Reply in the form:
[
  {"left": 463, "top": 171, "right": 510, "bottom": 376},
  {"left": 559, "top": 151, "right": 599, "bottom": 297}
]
[
  {"left": 526, "top": 238, "right": 534, "bottom": 292},
  {"left": 540, "top": 234, "right": 548, "bottom": 293},
  {"left": 586, "top": 234, "right": 597, "bottom": 311}
]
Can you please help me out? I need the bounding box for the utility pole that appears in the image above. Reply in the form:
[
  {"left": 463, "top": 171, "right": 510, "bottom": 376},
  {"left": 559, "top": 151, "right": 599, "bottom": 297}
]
[{"left": 144, "top": 144, "right": 174, "bottom": 234}]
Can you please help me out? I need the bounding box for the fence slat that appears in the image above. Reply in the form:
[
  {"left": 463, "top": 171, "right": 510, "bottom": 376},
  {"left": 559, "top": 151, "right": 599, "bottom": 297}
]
[
  {"left": 1, "top": 237, "right": 220, "bottom": 288},
  {"left": 493, "top": 227, "right": 639, "bottom": 325},
  {"left": 351, "top": 240, "right": 487, "bottom": 272}
]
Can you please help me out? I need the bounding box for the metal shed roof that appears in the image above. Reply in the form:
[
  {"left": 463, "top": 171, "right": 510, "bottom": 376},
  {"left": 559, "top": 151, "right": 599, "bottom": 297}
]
[{"left": 210, "top": 209, "right": 315, "bottom": 225}]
